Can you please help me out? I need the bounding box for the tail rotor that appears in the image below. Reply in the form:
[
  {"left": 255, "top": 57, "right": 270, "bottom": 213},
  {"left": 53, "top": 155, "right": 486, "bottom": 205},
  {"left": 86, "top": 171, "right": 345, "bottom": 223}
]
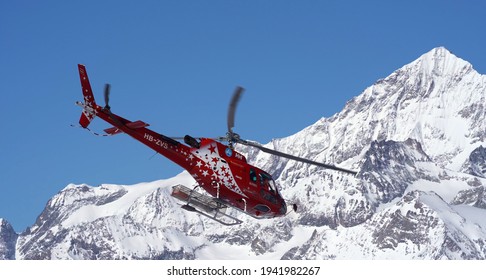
[{"left": 104, "top": 83, "right": 111, "bottom": 110}]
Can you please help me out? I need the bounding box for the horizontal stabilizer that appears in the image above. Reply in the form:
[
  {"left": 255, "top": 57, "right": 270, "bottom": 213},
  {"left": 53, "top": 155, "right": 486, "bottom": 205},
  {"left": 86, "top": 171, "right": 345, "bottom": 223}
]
[{"left": 104, "top": 120, "right": 149, "bottom": 135}]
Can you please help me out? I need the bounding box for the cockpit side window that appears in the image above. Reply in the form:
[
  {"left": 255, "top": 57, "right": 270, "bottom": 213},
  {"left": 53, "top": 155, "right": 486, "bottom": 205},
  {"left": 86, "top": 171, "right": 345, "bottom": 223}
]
[{"left": 249, "top": 168, "right": 257, "bottom": 183}]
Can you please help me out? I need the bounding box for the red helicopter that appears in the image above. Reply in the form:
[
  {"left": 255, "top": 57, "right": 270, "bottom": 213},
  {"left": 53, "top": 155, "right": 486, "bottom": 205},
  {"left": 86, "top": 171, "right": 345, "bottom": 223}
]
[{"left": 76, "top": 64, "right": 356, "bottom": 225}]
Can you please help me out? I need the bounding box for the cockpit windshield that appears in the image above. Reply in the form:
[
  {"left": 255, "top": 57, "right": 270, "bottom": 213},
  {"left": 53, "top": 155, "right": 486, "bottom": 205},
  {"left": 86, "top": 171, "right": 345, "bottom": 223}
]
[{"left": 260, "top": 173, "right": 279, "bottom": 195}]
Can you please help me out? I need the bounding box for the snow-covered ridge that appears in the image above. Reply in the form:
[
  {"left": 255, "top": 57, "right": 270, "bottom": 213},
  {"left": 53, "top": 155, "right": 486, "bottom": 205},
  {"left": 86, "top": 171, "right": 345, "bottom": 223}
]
[
  {"left": 272, "top": 47, "right": 486, "bottom": 169},
  {"left": 2, "top": 47, "right": 486, "bottom": 259}
]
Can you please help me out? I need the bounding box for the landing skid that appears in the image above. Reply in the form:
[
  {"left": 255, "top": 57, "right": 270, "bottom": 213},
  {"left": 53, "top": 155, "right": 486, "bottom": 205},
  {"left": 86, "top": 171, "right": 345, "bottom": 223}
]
[{"left": 170, "top": 184, "right": 243, "bottom": 226}]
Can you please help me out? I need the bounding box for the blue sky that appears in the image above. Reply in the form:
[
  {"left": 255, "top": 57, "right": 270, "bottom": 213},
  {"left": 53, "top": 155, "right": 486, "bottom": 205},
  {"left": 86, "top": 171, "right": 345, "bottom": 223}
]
[{"left": 1, "top": 0, "right": 485, "bottom": 232}]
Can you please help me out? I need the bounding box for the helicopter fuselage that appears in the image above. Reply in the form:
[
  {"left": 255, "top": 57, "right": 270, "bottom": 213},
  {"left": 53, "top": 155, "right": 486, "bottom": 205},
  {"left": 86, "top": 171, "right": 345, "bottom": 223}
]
[{"left": 77, "top": 64, "right": 287, "bottom": 220}]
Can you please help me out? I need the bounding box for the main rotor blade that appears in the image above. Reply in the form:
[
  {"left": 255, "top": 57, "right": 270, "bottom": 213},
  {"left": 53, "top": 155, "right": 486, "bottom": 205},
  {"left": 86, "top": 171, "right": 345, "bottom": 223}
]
[
  {"left": 227, "top": 86, "right": 244, "bottom": 134},
  {"left": 240, "top": 140, "right": 357, "bottom": 175}
]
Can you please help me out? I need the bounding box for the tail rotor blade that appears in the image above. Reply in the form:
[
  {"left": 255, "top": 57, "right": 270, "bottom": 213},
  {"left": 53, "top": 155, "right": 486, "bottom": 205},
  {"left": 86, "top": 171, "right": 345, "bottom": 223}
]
[{"left": 104, "top": 83, "right": 111, "bottom": 109}]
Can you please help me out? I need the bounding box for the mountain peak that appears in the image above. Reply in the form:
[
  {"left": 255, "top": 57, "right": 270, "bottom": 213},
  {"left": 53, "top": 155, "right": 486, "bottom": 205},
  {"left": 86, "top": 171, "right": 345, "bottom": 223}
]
[
  {"left": 403, "top": 46, "right": 473, "bottom": 78},
  {"left": 425, "top": 46, "right": 452, "bottom": 57}
]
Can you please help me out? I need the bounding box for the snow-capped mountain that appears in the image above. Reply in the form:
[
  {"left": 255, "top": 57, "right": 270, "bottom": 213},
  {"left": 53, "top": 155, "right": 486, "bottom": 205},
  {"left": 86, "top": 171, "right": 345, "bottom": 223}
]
[{"left": 2, "top": 46, "right": 486, "bottom": 259}]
